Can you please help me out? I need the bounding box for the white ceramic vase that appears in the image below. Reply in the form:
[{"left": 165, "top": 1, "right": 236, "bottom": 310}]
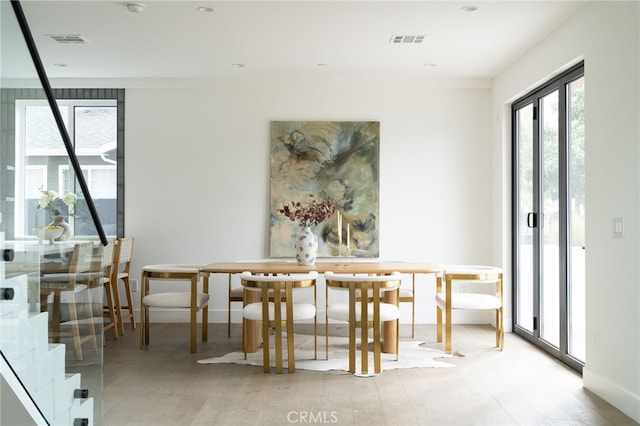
[
  {"left": 295, "top": 227, "right": 318, "bottom": 265},
  {"left": 50, "top": 215, "right": 72, "bottom": 241}
]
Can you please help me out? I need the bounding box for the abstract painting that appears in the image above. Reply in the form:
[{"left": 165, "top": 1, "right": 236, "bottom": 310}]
[{"left": 270, "top": 121, "right": 380, "bottom": 258}]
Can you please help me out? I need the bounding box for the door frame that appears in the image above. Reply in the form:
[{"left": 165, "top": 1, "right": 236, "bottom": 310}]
[{"left": 511, "top": 62, "right": 585, "bottom": 373}]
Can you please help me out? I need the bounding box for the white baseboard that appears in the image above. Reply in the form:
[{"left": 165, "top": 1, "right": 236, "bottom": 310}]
[{"left": 583, "top": 367, "right": 640, "bottom": 423}]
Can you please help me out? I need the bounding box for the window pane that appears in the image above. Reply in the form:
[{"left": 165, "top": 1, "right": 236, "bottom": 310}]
[
  {"left": 540, "top": 90, "right": 560, "bottom": 349},
  {"left": 25, "top": 105, "right": 68, "bottom": 154},
  {"left": 516, "top": 104, "right": 534, "bottom": 333},
  {"left": 568, "top": 76, "right": 586, "bottom": 362},
  {"left": 74, "top": 106, "right": 117, "bottom": 151},
  {"left": 74, "top": 106, "right": 117, "bottom": 236},
  {"left": 22, "top": 104, "right": 69, "bottom": 235}
]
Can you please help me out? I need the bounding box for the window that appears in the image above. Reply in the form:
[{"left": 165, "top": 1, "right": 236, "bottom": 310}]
[{"left": 5, "top": 88, "right": 125, "bottom": 238}]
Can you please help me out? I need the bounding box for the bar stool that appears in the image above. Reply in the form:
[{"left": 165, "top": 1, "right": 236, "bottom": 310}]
[
  {"left": 99, "top": 238, "right": 118, "bottom": 342},
  {"left": 325, "top": 271, "right": 401, "bottom": 375},
  {"left": 140, "top": 264, "right": 209, "bottom": 353},
  {"left": 40, "top": 242, "right": 98, "bottom": 360},
  {"left": 436, "top": 265, "right": 504, "bottom": 354},
  {"left": 112, "top": 237, "right": 136, "bottom": 335},
  {"left": 240, "top": 271, "right": 317, "bottom": 374}
]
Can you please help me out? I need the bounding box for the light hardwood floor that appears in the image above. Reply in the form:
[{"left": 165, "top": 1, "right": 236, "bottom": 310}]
[{"left": 103, "top": 323, "right": 637, "bottom": 426}]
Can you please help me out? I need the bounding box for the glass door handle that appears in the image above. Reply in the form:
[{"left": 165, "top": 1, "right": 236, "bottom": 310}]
[{"left": 527, "top": 212, "right": 537, "bottom": 228}]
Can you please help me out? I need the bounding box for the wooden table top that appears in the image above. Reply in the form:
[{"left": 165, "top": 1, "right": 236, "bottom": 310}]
[{"left": 200, "top": 260, "right": 442, "bottom": 275}]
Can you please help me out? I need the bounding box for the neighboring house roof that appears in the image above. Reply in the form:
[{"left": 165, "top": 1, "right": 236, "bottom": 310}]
[{"left": 25, "top": 105, "right": 116, "bottom": 153}]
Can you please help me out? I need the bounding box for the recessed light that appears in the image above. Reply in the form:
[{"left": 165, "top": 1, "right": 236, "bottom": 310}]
[
  {"left": 424, "top": 63, "right": 437, "bottom": 68},
  {"left": 232, "top": 63, "right": 246, "bottom": 68},
  {"left": 126, "top": 3, "right": 144, "bottom": 13},
  {"left": 196, "top": 6, "right": 214, "bottom": 13},
  {"left": 53, "top": 63, "right": 68, "bottom": 68},
  {"left": 461, "top": 5, "right": 478, "bottom": 12},
  {"left": 317, "top": 63, "right": 327, "bottom": 67}
]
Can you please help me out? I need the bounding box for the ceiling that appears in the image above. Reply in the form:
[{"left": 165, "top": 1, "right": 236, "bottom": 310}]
[{"left": 3, "top": 1, "right": 587, "bottom": 81}]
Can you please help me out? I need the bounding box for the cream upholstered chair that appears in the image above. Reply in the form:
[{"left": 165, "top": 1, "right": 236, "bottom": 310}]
[
  {"left": 140, "top": 264, "right": 209, "bottom": 353},
  {"left": 436, "top": 265, "right": 504, "bottom": 354},
  {"left": 240, "top": 271, "right": 317, "bottom": 374},
  {"left": 355, "top": 275, "right": 414, "bottom": 337},
  {"left": 227, "top": 260, "right": 277, "bottom": 337},
  {"left": 324, "top": 271, "right": 401, "bottom": 375}
]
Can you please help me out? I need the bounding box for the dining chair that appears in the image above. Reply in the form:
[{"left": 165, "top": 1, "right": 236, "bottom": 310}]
[
  {"left": 399, "top": 274, "right": 416, "bottom": 338},
  {"left": 436, "top": 265, "right": 504, "bottom": 354},
  {"left": 99, "top": 238, "right": 118, "bottom": 343},
  {"left": 227, "top": 274, "right": 244, "bottom": 337},
  {"left": 355, "top": 276, "right": 413, "bottom": 337},
  {"left": 140, "top": 264, "right": 209, "bottom": 353},
  {"left": 112, "top": 237, "right": 136, "bottom": 335},
  {"left": 240, "top": 271, "right": 317, "bottom": 374},
  {"left": 324, "top": 271, "right": 401, "bottom": 375},
  {"left": 227, "top": 260, "right": 276, "bottom": 338},
  {"left": 40, "top": 241, "right": 98, "bottom": 360}
]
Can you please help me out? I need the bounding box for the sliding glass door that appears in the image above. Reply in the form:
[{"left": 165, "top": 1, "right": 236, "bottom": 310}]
[
  {"left": 566, "top": 76, "right": 586, "bottom": 363},
  {"left": 512, "top": 63, "right": 585, "bottom": 371}
]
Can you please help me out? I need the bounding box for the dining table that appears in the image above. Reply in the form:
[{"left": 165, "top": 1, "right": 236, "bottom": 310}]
[{"left": 200, "top": 260, "right": 443, "bottom": 354}]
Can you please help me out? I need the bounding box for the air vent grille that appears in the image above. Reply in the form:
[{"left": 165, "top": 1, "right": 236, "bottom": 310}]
[
  {"left": 45, "top": 34, "right": 90, "bottom": 45},
  {"left": 390, "top": 35, "right": 425, "bottom": 44}
]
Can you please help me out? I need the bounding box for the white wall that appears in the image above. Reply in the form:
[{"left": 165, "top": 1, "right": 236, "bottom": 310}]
[
  {"left": 492, "top": 1, "right": 639, "bottom": 422},
  {"left": 123, "top": 78, "right": 496, "bottom": 325}
]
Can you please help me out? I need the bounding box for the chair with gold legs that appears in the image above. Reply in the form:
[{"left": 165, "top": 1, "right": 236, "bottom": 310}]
[
  {"left": 228, "top": 260, "right": 275, "bottom": 337},
  {"left": 240, "top": 271, "right": 317, "bottom": 374},
  {"left": 140, "top": 264, "right": 210, "bottom": 353},
  {"left": 436, "top": 265, "right": 503, "bottom": 354},
  {"left": 227, "top": 274, "right": 244, "bottom": 337},
  {"left": 399, "top": 274, "right": 416, "bottom": 338},
  {"left": 325, "top": 271, "right": 401, "bottom": 375}
]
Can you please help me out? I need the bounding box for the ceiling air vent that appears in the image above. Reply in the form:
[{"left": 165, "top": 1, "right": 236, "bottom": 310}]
[
  {"left": 389, "top": 35, "right": 425, "bottom": 44},
  {"left": 45, "top": 34, "right": 91, "bottom": 45}
]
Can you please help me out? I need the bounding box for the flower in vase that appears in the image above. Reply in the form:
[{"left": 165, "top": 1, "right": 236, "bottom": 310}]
[
  {"left": 278, "top": 194, "right": 337, "bottom": 229},
  {"left": 38, "top": 187, "right": 81, "bottom": 218}
]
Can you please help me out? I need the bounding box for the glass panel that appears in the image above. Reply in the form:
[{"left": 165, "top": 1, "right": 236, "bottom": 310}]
[
  {"left": 513, "top": 64, "right": 584, "bottom": 372},
  {"left": 74, "top": 106, "right": 118, "bottom": 237},
  {"left": 20, "top": 102, "right": 70, "bottom": 237},
  {"left": 568, "top": 76, "right": 586, "bottom": 362},
  {"left": 25, "top": 104, "right": 68, "bottom": 152},
  {"left": 516, "top": 104, "right": 534, "bottom": 332},
  {"left": 540, "top": 90, "right": 560, "bottom": 348},
  {"left": 1, "top": 2, "right": 104, "bottom": 424}
]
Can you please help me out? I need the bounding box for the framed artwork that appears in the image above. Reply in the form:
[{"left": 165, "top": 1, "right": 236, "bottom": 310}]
[{"left": 270, "top": 121, "right": 380, "bottom": 258}]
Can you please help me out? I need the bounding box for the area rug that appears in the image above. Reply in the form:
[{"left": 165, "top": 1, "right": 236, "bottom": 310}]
[{"left": 197, "top": 334, "right": 456, "bottom": 377}]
